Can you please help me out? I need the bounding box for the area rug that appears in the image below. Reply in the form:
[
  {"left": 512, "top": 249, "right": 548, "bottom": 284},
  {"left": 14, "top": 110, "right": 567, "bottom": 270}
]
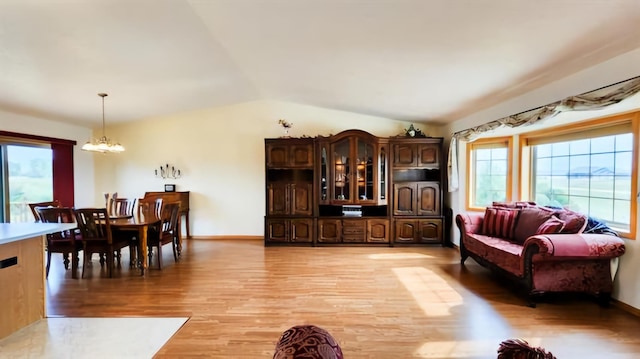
[{"left": 0, "top": 317, "right": 188, "bottom": 358}]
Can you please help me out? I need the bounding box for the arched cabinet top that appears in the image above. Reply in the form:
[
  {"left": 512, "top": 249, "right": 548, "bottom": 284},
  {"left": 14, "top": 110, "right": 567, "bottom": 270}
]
[{"left": 318, "top": 129, "right": 379, "bottom": 143}]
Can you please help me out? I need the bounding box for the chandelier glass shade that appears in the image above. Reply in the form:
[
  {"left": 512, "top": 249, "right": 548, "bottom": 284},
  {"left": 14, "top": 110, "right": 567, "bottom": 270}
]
[{"left": 81, "top": 93, "right": 125, "bottom": 153}]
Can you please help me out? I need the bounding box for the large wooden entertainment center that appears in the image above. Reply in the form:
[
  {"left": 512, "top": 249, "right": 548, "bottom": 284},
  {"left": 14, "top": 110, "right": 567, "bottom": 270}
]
[{"left": 264, "top": 129, "right": 444, "bottom": 246}]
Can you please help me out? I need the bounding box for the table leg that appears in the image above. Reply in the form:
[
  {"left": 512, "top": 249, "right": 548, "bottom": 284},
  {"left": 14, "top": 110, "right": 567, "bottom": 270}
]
[{"left": 137, "top": 225, "right": 148, "bottom": 275}]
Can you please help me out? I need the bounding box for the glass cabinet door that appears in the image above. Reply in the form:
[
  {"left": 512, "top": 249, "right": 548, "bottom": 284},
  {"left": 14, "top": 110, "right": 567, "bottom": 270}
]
[
  {"left": 379, "top": 144, "right": 387, "bottom": 203},
  {"left": 319, "top": 143, "right": 328, "bottom": 203},
  {"left": 333, "top": 139, "right": 351, "bottom": 201},
  {"left": 357, "top": 139, "right": 374, "bottom": 201}
]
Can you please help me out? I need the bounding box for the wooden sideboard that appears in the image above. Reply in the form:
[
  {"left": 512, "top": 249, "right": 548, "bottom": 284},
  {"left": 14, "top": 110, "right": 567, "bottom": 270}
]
[
  {"left": 143, "top": 191, "right": 191, "bottom": 238},
  {"left": 264, "top": 130, "right": 445, "bottom": 246}
]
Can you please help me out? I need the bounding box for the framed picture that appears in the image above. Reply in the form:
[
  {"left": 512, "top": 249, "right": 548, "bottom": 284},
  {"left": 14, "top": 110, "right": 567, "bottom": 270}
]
[{"left": 164, "top": 184, "right": 176, "bottom": 192}]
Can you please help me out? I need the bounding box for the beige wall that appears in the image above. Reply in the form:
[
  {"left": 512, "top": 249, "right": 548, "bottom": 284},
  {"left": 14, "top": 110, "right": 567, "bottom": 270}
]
[
  {"left": 442, "top": 47, "right": 640, "bottom": 310},
  {"left": 94, "top": 100, "right": 437, "bottom": 237}
]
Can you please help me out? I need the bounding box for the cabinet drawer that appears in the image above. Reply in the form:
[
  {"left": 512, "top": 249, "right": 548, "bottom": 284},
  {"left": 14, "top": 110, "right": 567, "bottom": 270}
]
[
  {"left": 342, "top": 220, "right": 365, "bottom": 235},
  {"left": 343, "top": 235, "right": 366, "bottom": 242}
]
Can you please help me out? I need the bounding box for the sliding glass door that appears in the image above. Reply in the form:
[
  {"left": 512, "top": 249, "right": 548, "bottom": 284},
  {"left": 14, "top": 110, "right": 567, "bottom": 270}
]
[{"left": 1, "top": 144, "right": 53, "bottom": 222}]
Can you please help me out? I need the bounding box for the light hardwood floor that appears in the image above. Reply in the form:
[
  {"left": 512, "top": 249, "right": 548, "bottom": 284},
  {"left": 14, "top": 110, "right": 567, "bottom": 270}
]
[{"left": 46, "top": 239, "right": 640, "bottom": 358}]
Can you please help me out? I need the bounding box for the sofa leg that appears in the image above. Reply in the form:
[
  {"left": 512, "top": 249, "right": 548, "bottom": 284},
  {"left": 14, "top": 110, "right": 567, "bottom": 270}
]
[
  {"left": 597, "top": 292, "right": 611, "bottom": 308},
  {"left": 460, "top": 247, "right": 468, "bottom": 264},
  {"left": 526, "top": 291, "right": 543, "bottom": 308}
]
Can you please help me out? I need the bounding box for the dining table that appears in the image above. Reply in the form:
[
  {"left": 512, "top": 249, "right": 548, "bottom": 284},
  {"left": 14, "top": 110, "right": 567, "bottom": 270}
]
[{"left": 109, "top": 211, "right": 161, "bottom": 275}]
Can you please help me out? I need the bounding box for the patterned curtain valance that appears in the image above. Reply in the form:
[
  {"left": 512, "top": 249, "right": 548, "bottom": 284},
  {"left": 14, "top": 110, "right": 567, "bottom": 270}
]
[{"left": 447, "top": 76, "right": 640, "bottom": 192}]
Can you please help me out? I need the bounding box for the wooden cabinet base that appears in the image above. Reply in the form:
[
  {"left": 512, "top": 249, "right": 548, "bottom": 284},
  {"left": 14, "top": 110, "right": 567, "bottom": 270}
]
[
  {"left": 0, "top": 236, "right": 45, "bottom": 339},
  {"left": 394, "top": 218, "right": 444, "bottom": 245}
]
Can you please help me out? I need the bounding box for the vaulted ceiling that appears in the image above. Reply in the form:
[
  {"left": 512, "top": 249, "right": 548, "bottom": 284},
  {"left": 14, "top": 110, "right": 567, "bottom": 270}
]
[{"left": 1, "top": 0, "right": 639, "bottom": 127}]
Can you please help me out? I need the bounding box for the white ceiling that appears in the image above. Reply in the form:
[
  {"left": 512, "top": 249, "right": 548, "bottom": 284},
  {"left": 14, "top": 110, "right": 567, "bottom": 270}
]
[{"left": 1, "top": 0, "right": 639, "bottom": 128}]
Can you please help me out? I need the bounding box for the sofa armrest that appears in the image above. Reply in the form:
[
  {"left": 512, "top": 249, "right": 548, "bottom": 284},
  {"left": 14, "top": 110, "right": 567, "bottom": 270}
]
[
  {"left": 524, "top": 233, "right": 626, "bottom": 259},
  {"left": 455, "top": 212, "right": 484, "bottom": 235}
]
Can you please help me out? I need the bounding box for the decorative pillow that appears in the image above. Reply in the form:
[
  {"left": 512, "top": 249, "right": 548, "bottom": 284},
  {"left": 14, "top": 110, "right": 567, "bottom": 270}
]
[
  {"left": 273, "top": 325, "right": 343, "bottom": 359},
  {"left": 482, "top": 207, "right": 520, "bottom": 239},
  {"left": 556, "top": 208, "right": 588, "bottom": 234},
  {"left": 535, "top": 216, "right": 565, "bottom": 235},
  {"left": 512, "top": 206, "right": 555, "bottom": 244}
]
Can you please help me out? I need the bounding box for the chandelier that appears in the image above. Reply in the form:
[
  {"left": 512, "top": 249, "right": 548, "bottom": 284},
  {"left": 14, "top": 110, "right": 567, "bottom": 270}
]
[{"left": 81, "top": 93, "right": 125, "bottom": 153}]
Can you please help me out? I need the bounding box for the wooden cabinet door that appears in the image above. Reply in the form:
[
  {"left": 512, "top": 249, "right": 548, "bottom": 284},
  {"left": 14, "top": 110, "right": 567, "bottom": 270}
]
[
  {"left": 393, "top": 183, "right": 417, "bottom": 216},
  {"left": 290, "top": 219, "right": 313, "bottom": 243},
  {"left": 367, "top": 219, "right": 389, "bottom": 243},
  {"left": 417, "top": 143, "right": 440, "bottom": 168},
  {"left": 417, "top": 182, "right": 440, "bottom": 216},
  {"left": 392, "top": 143, "right": 417, "bottom": 167},
  {"left": 317, "top": 219, "right": 342, "bottom": 243},
  {"left": 394, "top": 219, "right": 417, "bottom": 243},
  {"left": 290, "top": 144, "right": 314, "bottom": 168},
  {"left": 266, "top": 219, "right": 288, "bottom": 243},
  {"left": 266, "top": 144, "right": 289, "bottom": 168},
  {"left": 290, "top": 183, "right": 313, "bottom": 216},
  {"left": 418, "top": 218, "right": 442, "bottom": 244},
  {"left": 266, "top": 142, "right": 313, "bottom": 168},
  {"left": 267, "top": 183, "right": 289, "bottom": 216}
]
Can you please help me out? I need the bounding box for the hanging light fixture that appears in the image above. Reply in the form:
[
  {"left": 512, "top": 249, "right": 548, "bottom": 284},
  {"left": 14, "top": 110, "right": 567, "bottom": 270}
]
[{"left": 81, "top": 93, "right": 125, "bottom": 153}]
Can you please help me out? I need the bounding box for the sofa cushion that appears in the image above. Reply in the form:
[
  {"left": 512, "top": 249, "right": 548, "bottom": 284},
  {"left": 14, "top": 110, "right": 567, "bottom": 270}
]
[
  {"left": 482, "top": 207, "right": 520, "bottom": 239},
  {"left": 535, "top": 216, "right": 565, "bottom": 235},
  {"left": 513, "top": 206, "right": 555, "bottom": 244},
  {"left": 556, "top": 208, "right": 588, "bottom": 234}
]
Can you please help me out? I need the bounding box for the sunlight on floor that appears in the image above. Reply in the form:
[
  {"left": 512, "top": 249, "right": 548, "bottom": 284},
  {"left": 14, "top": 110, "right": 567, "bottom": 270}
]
[
  {"left": 368, "top": 252, "right": 432, "bottom": 260},
  {"left": 415, "top": 339, "right": 499, "bottom": 358},
  {"left": 393, "top": 266, "right": 463, "bottom": 317},
  {"left": 415, "top": 337, "right": 545, "bottom": 358}
]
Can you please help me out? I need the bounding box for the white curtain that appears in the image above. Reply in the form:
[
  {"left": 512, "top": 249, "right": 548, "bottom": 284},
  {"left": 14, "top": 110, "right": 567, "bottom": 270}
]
[{"left": 447, "top": 76, "right": 640, "bottom": 192}]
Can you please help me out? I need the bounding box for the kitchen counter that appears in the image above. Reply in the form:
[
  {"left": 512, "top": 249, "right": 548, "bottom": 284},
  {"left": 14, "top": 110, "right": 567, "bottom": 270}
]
[{"left": 0, "top": 222, "right": 77, "bottom": 339}]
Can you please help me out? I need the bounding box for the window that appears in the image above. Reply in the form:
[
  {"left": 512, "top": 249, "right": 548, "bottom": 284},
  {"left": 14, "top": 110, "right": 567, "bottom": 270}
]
[
  {"left": 4, "top": 144, "right": 53, "bottom": 222},
  {"left": 522, "top": 115, "right": 638, "bottom": 236},
  {"left": 466, "top": 138, "right": 512, "bottom": 210},
  {"left": 0, "top": 131, "right": 76, "bottom": 223}
]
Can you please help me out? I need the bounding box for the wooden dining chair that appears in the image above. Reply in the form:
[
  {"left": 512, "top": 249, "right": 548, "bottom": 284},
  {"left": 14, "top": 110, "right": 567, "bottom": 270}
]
[
  {"left": 36, "top": 206, "right": 82, "bottom": 279},
  {"left": 73, "top": 208, "right": 131, "bottom": 278},
  {"left": 137, "top": 197, "right": 163, "bottom": 218},
  {"left": 109, "top": 197, "right": 136, "bottom": 217},
  {"left": 28, "top": 200, "right": 61, "bottom": 222},
  {"left": 147, "top": 202, "right": 180, "bottom": 269}
]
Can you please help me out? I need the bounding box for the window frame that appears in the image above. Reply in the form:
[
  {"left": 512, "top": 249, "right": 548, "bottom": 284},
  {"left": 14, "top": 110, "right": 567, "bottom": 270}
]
[
  {"left": 0, "top": 131, "right": 76, "bottom": 222},
  {"left": 519, "top": 112, "right": 639, "bottom": 239},
  {"left": 465, "top": 136, "right": 513, "bottom": 211}
]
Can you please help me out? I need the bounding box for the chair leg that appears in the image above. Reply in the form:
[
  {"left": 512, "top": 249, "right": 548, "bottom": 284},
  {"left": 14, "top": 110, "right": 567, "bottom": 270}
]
[
  {"left": 129, "top": 244, "right": 138, "bottom": 268},
  {"left": 63, "top": 252, "right": 70, "bottom": 270},
  {"left": 71, "top": 251, "right": 79, "bottom": 279},
  {"left": 116, "top": 249, "right": 122, "bottom": 268},
  {"left": 157, "top": 244, "right": 163, "bottom": 270},
  {"left": 45, "top": 249, "right": 52, "bottom": 279},
  {"left": 172, "top": 239, "right": 178, "bottom": 262},
  {"left": 82, "top": 246, "right": 88, "bottom": 278}
]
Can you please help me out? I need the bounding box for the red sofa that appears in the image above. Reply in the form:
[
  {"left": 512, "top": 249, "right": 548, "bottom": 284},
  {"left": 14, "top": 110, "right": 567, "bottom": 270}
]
[{"left": 456, "top": 203, "right": 626, "bottom": 306}]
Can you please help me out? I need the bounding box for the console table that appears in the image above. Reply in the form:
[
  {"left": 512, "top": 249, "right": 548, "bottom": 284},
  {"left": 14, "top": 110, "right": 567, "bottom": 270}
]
[
  {"left": 0, "top": 223, "right": 76, "bottom": 339},
  {"left": 143, "top": 191, "right": 191, "bottom": 238}
]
